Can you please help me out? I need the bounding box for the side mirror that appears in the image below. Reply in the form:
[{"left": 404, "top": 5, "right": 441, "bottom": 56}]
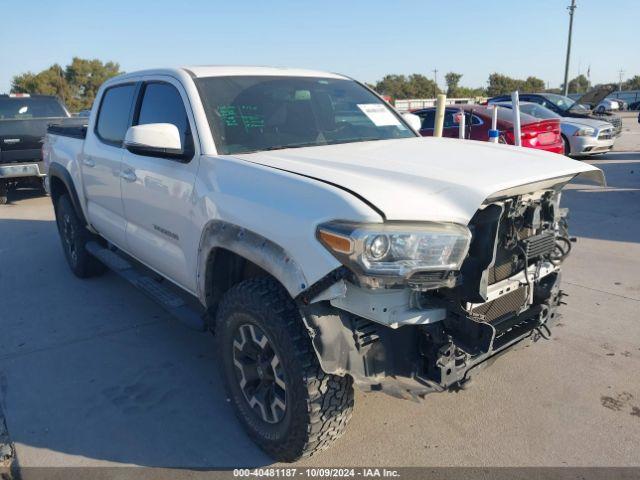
[
  {"left": 124, "top": 123, "right": 183, "bottom": 158},
  {"left": 402, "top": 113, "right": 422, "bottom": 132}
]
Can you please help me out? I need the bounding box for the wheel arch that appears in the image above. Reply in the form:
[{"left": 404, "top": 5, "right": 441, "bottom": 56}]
[
  {"left": 197, "top": 220, "right": 309, "bottom": 314},
  {"left": 48, "top": 163, "right": 87, "bottom": 225}
]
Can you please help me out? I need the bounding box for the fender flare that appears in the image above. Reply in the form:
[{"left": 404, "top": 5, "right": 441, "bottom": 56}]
[
  {"left": 197, "top": 220, "right": 309, "bottom": 303},
  {"left": 48, "top": 162, "right": 87, "bottom": 225}
]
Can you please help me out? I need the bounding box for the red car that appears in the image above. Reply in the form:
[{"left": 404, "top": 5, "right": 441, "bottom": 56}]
[{"left": 412, "top": 104, "right": 564, "bottom": 154}]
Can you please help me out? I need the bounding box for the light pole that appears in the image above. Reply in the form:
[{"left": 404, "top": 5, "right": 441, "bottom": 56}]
[
  {"left": 562, "top": 0, "right": 577, "bottom": 96},
  {"left": 432, "top": 68, "right": 438, "bottom": 98},
  {"left": 618, "top": 69, "right": 625, "bottom": 91}
]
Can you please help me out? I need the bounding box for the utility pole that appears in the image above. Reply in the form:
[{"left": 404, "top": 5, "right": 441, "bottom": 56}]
[
  {"left": 432, "top": 68, "right": 438, "bottom": 98},
  {"left": 562, "top": 0, "right": 577, "bottom": 97},
  {"left": 618, "top": 69, "right": 625, "bottom": 91}
]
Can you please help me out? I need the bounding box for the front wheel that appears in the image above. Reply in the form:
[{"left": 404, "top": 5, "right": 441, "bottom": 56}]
[
  {"left": 55, "top": 194, "right": 106, "bottom": 278},
  {"left": 216, "top": 277, "right": 354, "bottom": 462},
  {"left": 561, "top": 135, "right": 571, "bottom": 156}
]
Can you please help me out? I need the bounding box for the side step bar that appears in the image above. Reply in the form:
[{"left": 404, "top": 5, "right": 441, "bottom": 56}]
[{"left": 85, "top": 241, "right": 206, "bottom": 331}]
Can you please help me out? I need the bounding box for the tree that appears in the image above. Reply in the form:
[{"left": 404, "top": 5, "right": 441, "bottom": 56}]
[
  {"left": 623, "top": 75, "right": 640, "bottom": 91},
  {"left": 444, "top": 72, "right": 463, "bottom": 97},
  {"left": 522, "top": 76, "right": 545, "bottom": 92},
  {"left": 566, "top": 74, "right": 589, "bottom": 94},
  {"left": 444, "top": 72, "right": 486, "bottom": 98},
  {"left": 373, "top": 74, "right": 440, "bottom": 99},
  {"left": 487, "top": 73, "right": 521, "bottom": 96},
  {"left": 487, "top": 73, "right": 546, "bottom": 96},
  {"left": 66, "top": 58, "right": 121, "bottom": 111},
  {"left": 11, "top": 57, "right": 122, "bottom": 111},
  {"left": 11, "top": 64, "right": 71, "bottom": 101}
]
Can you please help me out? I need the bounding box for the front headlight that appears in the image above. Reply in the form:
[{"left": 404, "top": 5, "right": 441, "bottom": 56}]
[
  {"left": 317, "top": 221, "right": 472, "bottom": 279},
  {"left": 574, "top": 127, "right": 596, "bottom": 137}
]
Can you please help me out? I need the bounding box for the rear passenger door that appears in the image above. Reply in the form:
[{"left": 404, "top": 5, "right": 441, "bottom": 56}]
[
  {"left": 82, "top": 83, "right": 137, "bottom": 248},
  {"left": 120, "top": 79, "right": 200, "bottom": 292}
]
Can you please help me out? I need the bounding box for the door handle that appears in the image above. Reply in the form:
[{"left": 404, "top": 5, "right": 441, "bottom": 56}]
[
  {"left": 120, "top": 168, "right": 137, "bottom": 182},
  {"left": 82, "top": 158, "right": 95, "bottom": 168}
]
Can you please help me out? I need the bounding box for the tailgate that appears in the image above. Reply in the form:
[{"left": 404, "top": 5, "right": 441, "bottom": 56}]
[{"left": 0, "top": 119, "right": 51, "bottom": 164}]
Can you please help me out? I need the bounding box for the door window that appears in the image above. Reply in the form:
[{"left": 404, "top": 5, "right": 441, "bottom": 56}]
[
  {"left": 95, "top": 84, "right": 136, "bottom": 146},
  {"left": 418, "top": 110, "right": 435, "bottom": 129},
  {"left": 135, "top": 83, "right": 193, "bottom": 156}
]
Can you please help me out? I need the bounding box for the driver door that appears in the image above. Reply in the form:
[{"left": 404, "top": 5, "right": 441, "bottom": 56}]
[{"left": 120, "top": 79, "right": 200, "bottom": 292}]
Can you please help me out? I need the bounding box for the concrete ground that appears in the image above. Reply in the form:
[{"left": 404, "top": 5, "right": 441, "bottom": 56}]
[{"left": 0, "top": 116, "right": 639, "bottom": 471}]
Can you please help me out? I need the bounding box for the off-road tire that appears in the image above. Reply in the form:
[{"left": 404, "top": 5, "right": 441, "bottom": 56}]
[
  {"left": 55, "top": 194, "right": 106, "bottom": 278},
  {"left": 216, "top": 277, "right": 354, "bottom": 462}
]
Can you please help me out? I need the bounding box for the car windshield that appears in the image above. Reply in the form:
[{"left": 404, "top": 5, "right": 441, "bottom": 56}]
[
  {"left": 196, "top": 76, "right": 416, "bottom": 154},
  {"left": 499, "top": 103, "right": 561, "bottom": 120}
]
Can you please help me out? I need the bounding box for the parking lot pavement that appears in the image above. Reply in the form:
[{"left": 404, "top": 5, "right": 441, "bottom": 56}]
[
  {"left": 0, "top": 147, "right": 639, "bottom": 469},
  {"left": 613, "top": 111, "right": 640, "bottom": 152}
]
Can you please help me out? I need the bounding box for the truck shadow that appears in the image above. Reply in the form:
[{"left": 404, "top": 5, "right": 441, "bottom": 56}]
[
  {"left": 2, "top": 187, "right": 47, "bottom": 205},
  {"left": 0, "top": 218, "right": 274, "bottom": 469}
]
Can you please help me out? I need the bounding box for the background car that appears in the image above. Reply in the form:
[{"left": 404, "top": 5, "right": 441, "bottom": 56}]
[
  {"left": 629, "top": 100, "right": 640, "bottom": 111},
  {"left": 412, "top": 104, "right": 563, "bottom": 154},
  {"left": 488, "top": 89, "right": 623, "bottom": 136},
  {"left": 595, "top": 98, "right": 621, "bottom": 113},
  {"left": 493, "top": 101, "right": 615, "bottom": 156}
]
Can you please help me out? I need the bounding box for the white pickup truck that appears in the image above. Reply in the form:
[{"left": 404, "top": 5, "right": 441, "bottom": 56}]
[{"left": 44, "top": 66, "right": 604, "bottom": 461}]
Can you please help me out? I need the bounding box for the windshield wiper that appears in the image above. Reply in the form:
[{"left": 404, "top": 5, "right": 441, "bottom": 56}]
[
  {"left": 261, "top": 142, "right": 322, "bottom": 151},
  {"left": 324, "top": 137, "right": 382, "bottom": 146}
]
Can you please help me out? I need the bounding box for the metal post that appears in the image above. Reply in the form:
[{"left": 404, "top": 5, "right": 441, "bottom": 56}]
[
  {"left": 563, "top": 0, "right": 577, "bottom": 97},
  {"left": 434, "top": 94, "right": 446, "bottom": 138},
  {"left": 511, "top": 91, "right": 522, "bottom": 147},
  {"left": 458, "top": 109, "right": 466, "bottom": 139},
  {"left": 489, "top": 105, "right": 499, "bottom": 143}
]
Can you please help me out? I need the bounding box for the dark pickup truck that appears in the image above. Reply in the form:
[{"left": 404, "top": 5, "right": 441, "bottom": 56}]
[{"left": 0, "top": 94, "right": 86, "bottom": 204}]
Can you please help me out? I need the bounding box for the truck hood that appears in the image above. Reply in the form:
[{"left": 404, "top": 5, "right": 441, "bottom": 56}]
[{"left": 234, "top": 137, "right": 604, "bottom": 225}]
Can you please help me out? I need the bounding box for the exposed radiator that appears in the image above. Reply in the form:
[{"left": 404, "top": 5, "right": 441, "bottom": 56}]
[
  {"left": 522, "top": 232, "right": 555, "bottom": 258},
  {"left": 471, "top": 287, "right": 528, "bottom": 323}
]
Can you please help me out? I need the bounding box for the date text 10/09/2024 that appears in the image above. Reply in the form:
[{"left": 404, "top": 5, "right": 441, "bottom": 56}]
[{"left": 233, "top": 468, "right": 401, "bottom": 478}]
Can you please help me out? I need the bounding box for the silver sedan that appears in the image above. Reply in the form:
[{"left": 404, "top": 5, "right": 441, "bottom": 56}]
[{"left": 493, "top": 102, "right": 615, "bottom": 157}]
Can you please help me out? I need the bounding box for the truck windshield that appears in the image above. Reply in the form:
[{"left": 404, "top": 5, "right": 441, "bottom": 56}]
[
  {"left": 0, "top": 97, "right": 67, "bottom": 120},
  {"left": 196, "top": 76, "right": 416, "bottom": 154}
]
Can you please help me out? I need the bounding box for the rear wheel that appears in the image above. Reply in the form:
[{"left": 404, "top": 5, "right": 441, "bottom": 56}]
[
  {"left": 216, "top": 277, "right": 354, "bottom": 461},
  {"left": 55, "top": 194, "right": 106, "bottom": 278}
]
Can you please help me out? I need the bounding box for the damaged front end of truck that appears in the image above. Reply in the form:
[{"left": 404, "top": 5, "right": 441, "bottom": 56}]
[{"left": 301, "top": 173, "right": 603, "bottom": 399}]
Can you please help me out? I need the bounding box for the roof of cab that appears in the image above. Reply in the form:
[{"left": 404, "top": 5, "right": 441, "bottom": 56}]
[
  {"left": 102, "top": 66, "right": 350, "bottom": 88},
  {"left": 182, "top": 65, "right": 349, "bottom": 80}
]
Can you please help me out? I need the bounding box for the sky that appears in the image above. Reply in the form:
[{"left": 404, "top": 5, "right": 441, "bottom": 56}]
[{"left": 1, "top": 0, "right": 638, "bottom": 95}]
